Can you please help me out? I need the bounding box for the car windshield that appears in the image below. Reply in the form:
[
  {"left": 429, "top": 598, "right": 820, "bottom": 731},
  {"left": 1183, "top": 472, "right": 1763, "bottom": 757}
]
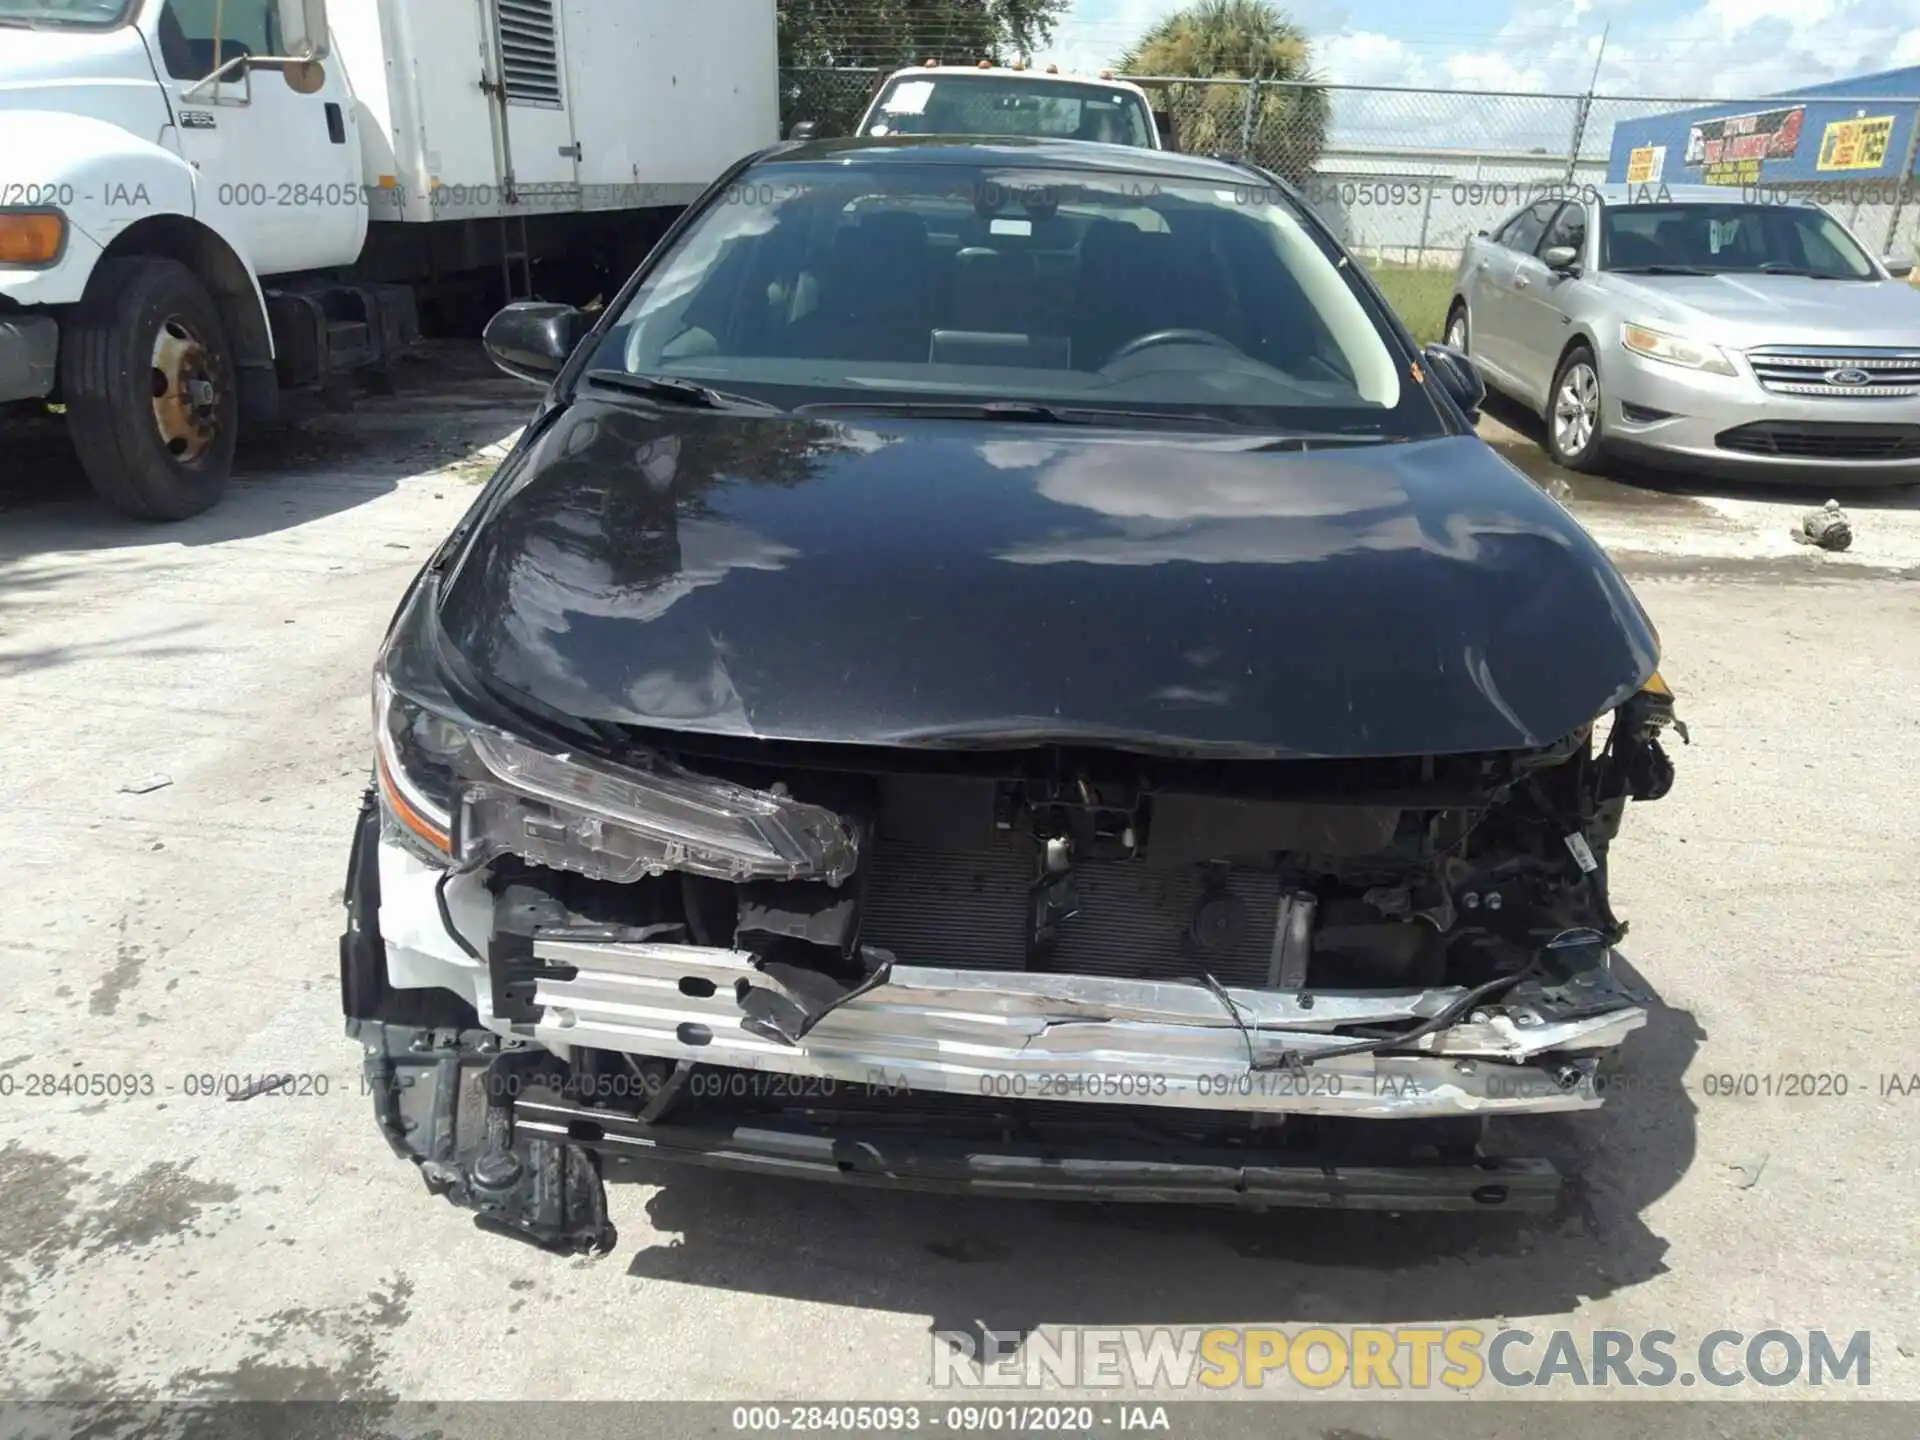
[
  {"left": 0, "top": 0, "right": 132, "bottom": 26},
  {"left": 863, "top": 75, "right": 1156, "bottom": 147},
  {"left": 1600, "top": 202, "right": 1876, "bottom": 278},
  {"left": 585, "top": 160, "right": 1436, "bottom": 435}
]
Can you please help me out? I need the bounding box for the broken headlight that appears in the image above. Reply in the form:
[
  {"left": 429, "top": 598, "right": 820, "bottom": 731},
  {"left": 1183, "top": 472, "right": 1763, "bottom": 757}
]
[
  {"left": 457, "top": 730, "right": 859, "bottom": 885},
  {"left": 374, "top": 666, "right": 462, "bottom": 861},
  {"left": 372, "top": 669, "right": 859, "bottom": 886}
]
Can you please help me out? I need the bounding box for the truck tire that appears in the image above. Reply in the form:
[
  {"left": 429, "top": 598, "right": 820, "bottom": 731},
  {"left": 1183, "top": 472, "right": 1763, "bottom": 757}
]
[{"left": 61, "top": 256, "right": 239, "bottom": 521}]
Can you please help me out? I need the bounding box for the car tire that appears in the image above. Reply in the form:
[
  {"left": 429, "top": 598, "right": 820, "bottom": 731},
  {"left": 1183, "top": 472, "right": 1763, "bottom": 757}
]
[
  {"left": 61, "top": 255, "right": 238, "bottom": 521},
  {"left": 1443, "top": 303, "right": 1469, "bottom": 354},
  {"left": 1546, "top": 344, "right": 1606, "bottom": 472}
]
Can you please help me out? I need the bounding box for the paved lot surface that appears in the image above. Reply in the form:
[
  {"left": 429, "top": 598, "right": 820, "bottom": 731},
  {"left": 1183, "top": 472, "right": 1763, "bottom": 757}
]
[{"left": 3, "top": 348, "right": 1918, "bottom": 1416}]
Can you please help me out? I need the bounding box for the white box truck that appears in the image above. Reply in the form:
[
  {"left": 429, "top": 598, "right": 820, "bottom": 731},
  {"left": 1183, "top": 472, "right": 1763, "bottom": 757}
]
[{"left": 0, "top": 0, "right": 778, "bottom": 519}]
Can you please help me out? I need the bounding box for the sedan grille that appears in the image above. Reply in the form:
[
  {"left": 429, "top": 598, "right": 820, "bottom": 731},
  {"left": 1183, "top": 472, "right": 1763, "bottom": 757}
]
[
  {"left": 1716, "top": 421, "right": 1920, "bottom": 460},
  {"left": 1744, "top": 347, "right": 1920, "bottom": 398}
]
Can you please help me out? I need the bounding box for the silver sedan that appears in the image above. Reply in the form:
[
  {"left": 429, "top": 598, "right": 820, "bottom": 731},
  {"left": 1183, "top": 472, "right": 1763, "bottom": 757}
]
[{"left": 1446, "top": 183, "right": 1920, "bottom": 487}]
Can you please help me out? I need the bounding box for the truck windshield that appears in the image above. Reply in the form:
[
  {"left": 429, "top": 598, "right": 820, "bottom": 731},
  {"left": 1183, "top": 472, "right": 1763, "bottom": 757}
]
[
  {"left": 0, "top": 0, "right": 134, "bottom": 27},
  {"left": 586, "top": 160, "right": 1438, "bottom": 437},
  {"left": 865, "top": 74, "right": 1156, "bottom": 148},
  {"left": 1601, "top": 202, "right": 1876, "bottom": 278}
]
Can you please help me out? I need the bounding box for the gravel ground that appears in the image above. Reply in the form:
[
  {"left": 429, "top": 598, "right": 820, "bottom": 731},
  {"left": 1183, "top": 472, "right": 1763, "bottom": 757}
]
[{"left": 2, "top": 349, "right": 1917, "bottom": 1425}]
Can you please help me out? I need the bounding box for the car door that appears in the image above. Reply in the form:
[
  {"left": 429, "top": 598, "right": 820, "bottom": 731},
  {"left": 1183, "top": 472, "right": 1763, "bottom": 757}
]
[
  {"left": 1472, "top": 200, "right": 1554, "bottom": 384},
  {"left": 1506, "top": 199, "right": 1590, "bottom": 407},
  {"left": 152, "top": 0, "right": 365, "bottom": 278},
  {"left": 1457, "top": 207, "right": 1521, "bottom": 367}
]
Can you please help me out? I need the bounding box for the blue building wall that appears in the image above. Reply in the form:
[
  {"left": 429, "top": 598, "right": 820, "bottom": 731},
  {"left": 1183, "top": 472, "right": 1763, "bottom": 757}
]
[{"left": 1605, "top": 67, "right": 1920, "bottom": 187}]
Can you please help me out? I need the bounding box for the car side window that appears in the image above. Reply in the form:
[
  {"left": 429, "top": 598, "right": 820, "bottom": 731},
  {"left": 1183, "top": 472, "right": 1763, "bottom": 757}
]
[
  {"left": 157, "top": 0, "right": 281, "bottom": 81},
  {"left": 1540, "top": 201, "right": 1587, "bottom": 256},
  {"left": 1488, "top": 207, "right": 1528, "bottom": 246},
  {"left": 1501, "top": 200, "right": 1555, "bottom": 256}
]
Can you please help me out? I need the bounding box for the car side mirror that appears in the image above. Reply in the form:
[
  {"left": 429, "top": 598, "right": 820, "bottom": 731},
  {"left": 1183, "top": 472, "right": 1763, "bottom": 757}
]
[
  {"left": 483, "top": 302, "right": 588, "bottom": 384},
  {"left": 787, "top": 119, "right": 819, "bottom": 142},
  {"left": 1423, "top": 342, "right": 1485, "bottom": 420},
  {"left": 1153, "top": 109, "right": 1179, "bottom": 150},
  {"left": 1542, "top": 245, "right": 1580, "bottom": 272},
  {"left": 1883, "top": 253, "right": 1914, "bottom": 278}
]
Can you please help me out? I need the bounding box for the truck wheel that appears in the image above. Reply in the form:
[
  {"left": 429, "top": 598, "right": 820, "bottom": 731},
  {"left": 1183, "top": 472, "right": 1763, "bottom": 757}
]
[{"left": 61, "top": 256, "right": 238, "bottom": 521}]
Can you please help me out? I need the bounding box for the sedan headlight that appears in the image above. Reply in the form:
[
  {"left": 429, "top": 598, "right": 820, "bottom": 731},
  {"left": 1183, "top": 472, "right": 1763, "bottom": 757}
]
[
  {"left": 374, "top": 665, "right": 470, "bottom": 860},
  {"left": 373, "top": 668, "right": 859, "bottom": 886},
  {"left": 1620, "top": 323, "right": 1736, "bottom": 376}
]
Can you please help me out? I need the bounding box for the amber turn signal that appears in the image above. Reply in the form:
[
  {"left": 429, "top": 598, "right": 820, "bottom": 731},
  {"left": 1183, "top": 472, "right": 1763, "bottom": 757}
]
[{"left": 0, "top": 211, "right": 66, "bottom": 265}]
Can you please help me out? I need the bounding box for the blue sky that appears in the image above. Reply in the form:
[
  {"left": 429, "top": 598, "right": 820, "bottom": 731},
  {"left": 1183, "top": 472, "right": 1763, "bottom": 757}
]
[{"left": 1037, "top": 0, "right": 1920, "bottom": 98}]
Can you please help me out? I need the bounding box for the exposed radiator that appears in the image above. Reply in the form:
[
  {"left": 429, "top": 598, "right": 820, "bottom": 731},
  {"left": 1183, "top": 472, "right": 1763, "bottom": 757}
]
[{"left": 856, "top": 832, "right": 1282, "bottom": 988}]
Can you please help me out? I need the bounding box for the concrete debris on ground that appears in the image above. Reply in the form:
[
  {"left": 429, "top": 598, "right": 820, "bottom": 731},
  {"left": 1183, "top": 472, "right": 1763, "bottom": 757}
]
[{"left": 1793, "top": 498, "right": 1854, "bottom": 552}]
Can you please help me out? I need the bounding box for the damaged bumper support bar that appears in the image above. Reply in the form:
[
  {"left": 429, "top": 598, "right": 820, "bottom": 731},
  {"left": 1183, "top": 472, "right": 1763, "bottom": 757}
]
[
  {"left": 512, "top": 1093, "right": 1565, "bottom": 1211},
  {"left": 356, "top": 1021, "right": 1566, "bottom": 1232},
  {"left": 519, "top": 935, "right": 1645, "bottom": 1117},
  {"left": 355, "top": 848, "right": 1646, "bottom": 1247}
]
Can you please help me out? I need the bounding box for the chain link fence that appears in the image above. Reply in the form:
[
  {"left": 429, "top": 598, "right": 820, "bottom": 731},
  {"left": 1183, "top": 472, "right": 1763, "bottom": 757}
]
[{"left": 781, "top": 69, "right": 1920, "bottom": 272}]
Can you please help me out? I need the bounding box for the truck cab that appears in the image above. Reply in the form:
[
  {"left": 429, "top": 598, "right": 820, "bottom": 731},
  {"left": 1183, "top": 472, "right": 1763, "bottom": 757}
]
[
  {"left": 1, "top": 0, "right": 780, "bottom": 521},
  {"left": 0, "top": 0, "right": 364, "bottom": 519},
  {"left": 849, "top": 63, "right": 1166, "bottom": 150}
]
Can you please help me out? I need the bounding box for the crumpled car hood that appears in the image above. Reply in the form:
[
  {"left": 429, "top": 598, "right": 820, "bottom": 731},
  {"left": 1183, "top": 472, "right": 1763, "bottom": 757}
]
[{"left": 436, "top": 400, "right": 1659, "bottom": 759}]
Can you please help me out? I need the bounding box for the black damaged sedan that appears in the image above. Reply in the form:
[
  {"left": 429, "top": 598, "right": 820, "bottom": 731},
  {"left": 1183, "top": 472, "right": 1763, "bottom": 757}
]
[{"left": 340, "top": 138, "right": 1685, "bottom": 1253}]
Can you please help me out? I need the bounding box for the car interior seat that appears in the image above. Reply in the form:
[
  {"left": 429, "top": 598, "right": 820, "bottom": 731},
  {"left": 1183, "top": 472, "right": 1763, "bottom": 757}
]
[{"left": 787, "top": 213, "right": 936, "bottom": 361}]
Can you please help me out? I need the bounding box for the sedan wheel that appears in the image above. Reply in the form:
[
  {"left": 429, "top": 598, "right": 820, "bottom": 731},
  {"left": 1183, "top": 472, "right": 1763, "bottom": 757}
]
[
  {"left": 1547, "top": 348, "right": 1605, "bottom": 472},
  {"left": 1444, "top": 309, "right": 1468, "bottom": 353}
]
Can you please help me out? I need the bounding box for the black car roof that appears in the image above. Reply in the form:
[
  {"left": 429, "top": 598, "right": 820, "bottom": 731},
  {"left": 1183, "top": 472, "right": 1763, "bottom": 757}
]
[{"left": 759, "top": 135, "right": 1264, "bottom": 186}]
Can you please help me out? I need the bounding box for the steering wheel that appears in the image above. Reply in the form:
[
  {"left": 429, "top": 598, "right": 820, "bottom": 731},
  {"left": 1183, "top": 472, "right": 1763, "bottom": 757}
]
[{"left": 1106, "top": 328, "right": 1240, "bottom": 363}]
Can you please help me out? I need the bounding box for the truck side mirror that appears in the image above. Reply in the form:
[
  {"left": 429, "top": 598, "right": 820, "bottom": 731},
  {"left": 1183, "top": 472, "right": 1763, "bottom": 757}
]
[
  {"left": 1153, "top": 110, "right": 1178, "bottom": 150},
  {"left": 298, "top": 0, "right": 332, "bottom": 59},
  {"left": 484, "top": 302, "right": 588, "bottom": 384}
]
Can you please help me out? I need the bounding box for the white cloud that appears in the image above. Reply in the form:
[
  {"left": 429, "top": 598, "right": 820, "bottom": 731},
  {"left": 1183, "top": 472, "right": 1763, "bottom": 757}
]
[
  {"left": 1314, "top": 32, "right": 1417, "bottom": 87},
  {"left": 1051, "top": 0, "right": 1919, "bottom": 105},
  {"left": 1042, "top": 0, "right": 1185, "bottom": 73}
]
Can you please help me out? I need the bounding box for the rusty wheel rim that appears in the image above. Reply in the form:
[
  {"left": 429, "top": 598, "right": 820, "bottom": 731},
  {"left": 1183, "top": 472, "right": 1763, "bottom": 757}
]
[{"left": 150, "top": 316, "right": 221, "bottom": 464}]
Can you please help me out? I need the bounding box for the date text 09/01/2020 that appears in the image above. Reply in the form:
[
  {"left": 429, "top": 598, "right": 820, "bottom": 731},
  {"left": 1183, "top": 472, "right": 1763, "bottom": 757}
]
[
  {"left": 730, "top": 1404, "right": 1167, "bottom": 1433},
  {"left": 6, "top": 1069, "right": 1917, "bottom": 1104}
]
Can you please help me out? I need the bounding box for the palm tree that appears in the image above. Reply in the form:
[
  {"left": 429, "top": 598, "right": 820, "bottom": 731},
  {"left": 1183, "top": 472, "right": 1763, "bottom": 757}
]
[{"left": 1117, "top": 0, "right": 1329, "bottom": 183}]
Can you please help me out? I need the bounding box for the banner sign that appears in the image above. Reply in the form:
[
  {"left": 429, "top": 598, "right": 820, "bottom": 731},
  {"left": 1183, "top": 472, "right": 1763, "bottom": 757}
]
[
  {"left": 1625, "top": 144, "right": 1666, "bottom": 183},
  {"left": 1684, "top": 106, "right": 1806, "bottom": 185},
  {"left": 1816, "top": 115, "right": 1896, "bottom": 171}
]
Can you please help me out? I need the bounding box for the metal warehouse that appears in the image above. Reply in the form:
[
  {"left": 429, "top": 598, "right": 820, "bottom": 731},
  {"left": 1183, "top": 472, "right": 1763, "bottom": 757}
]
[{"left": 1605, "top": 65, "right": 1920, "bottom": 254}]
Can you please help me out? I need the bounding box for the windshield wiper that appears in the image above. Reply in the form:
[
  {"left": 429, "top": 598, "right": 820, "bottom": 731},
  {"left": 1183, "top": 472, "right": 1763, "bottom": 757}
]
[
  {"left": 1609, "top": 264, "right": 1715, "bottom": 276},
  {"left": 799, "top": 399, "right": 1197, "bottom": 425},
  {"left": 582, "top": 369, "right": 780, "bottom": 412},
  {"left": 1245, "top": 431, "right": 1391, "bottom": 451},
  {"left": 800, "top": 399, "right": 1394, "bottom": 445},
  {"left": 800, "top": 399, "right": 1319, "bottom": 430}
]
